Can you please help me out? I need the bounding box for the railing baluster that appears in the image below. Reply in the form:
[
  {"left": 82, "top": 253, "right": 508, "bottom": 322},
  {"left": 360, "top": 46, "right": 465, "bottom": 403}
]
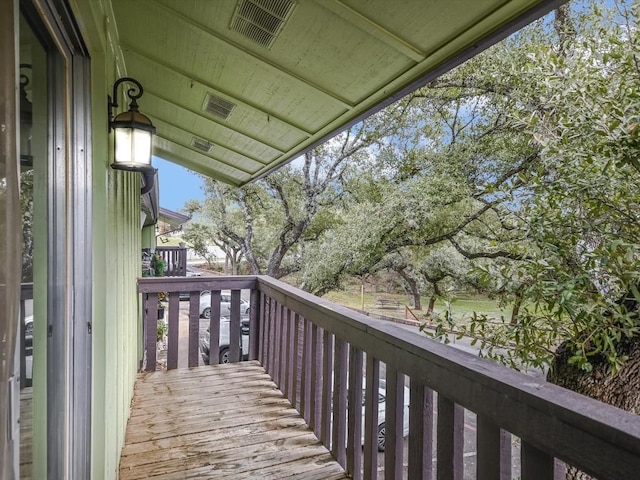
[
  {"left": 309, "top": 323, "right": 319, "bottom": 434},
  {"left": 229, "top": 289, "right": 241, "bottom": 363},
  {"left": 301, "top": 317, "right": 311, "bottom": 423},
  {"left": 167, "top": 292, "right": 180, "bottom": 369},
  {"left": 320, "top": 328, "right": 333, "bottom": 445},
  {"left": 264, "top": 297, "right": 272, "bottom": 374},
  {"left": 278, "top": 304, "right": 286, "bottom": 390},
  {"left": 188, "top": 288, "right": 200, "bottom": 367},
  {"left": 292, "top": 312, "right": 301, "bottom": 410},
  {"left": 385, "top": 368, "right": 405, "bottom": 479},
  {"left": 265, "top": 296, "right": 273, "bottom": 372},
  {"left": 249, "top": 288, "right": 260, "bottom": 360},
  {"left": 268, "top": 298, "right": 277, "bottom": 375},
  {"left": 283, "top": 307, "right": 292, "bottom": 401},
  {"left": 477, "top": 415, "right": 511, "bottom": 480},
  {"left": 257, "top": 292, "right": 266, "bottom": 364},
  {"left": 347, "top": 346, "right": 363, "bottom": 480},
  {"left": 409, "top": 382, "right": 433, "bottom": 480},
  {"left": 363, "top": 355, "right": 380, "bottom": 480},
  {"left": 437, "top": 395, "right": 464, "bottom": 480},
  {"left": 332, "top": 338, "right": 348, "bottom": 467},
  {"left": 521, "top": 441, "right": 555, "bottom": 480},
  {"left": 208, "top": 290, "right": 221, "bottom": 365},
  {"left": 145, "top": 293, "right": 157, "bottom": 371},
  {"left": 274, "top": 302, "right": 283, "bottom": 385}
]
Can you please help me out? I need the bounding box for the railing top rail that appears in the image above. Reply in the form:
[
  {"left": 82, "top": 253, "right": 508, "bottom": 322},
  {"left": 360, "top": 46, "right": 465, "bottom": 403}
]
[
  {"left": 137, "top": 275, "right": 257, "bottom": 293},
  {"left": 255, "top": 275, "right": 640, "bottom": 475}
]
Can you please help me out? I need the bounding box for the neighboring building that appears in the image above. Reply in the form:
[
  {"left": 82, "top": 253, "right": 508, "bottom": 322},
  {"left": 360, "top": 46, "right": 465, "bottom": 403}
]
[
  {"left": 0, "top": 1, "right": 569, "bottom": 479},
  {"left": 156, "top": 207, "right": 191, "bottom": 238}
]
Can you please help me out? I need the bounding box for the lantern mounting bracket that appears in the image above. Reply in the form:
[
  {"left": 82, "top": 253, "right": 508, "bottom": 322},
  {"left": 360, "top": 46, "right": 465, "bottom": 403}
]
[{"left": 108, "top": 77, "right": 145, "bottom": 131}]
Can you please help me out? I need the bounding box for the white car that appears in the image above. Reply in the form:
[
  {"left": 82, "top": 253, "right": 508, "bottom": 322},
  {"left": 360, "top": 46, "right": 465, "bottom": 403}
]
[
  {"left": 371, "top": 380, "right": 411, "bottom": 451},
  {"left": 335, "top": 378, "right": 411, "bottom": 452},
  {"left": 199, "top": 291, "right": 250, "bottom": 319},
  {"left": 200, "top": 316, "right": 250, "bottom": 364}
]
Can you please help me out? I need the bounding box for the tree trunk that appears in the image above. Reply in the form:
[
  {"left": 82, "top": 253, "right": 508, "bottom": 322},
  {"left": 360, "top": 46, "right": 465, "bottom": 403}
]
[
  {"left": 230, "top": 256, "right": 238, "bottom": 276},
  {"left": 426, "top": 281, "right": 442, "bottom": 319},
  {"left": 397, "top": 267, "right": 422, "bottom": 310},
  {"left": 547, "top": 335, "right": 640, "bottom": 479},
  {"left": 426, "top": 295, "right": 437, "bottom": 318},
  {"left": 510, "top": 290, "right": 523, "bottom": 325},
  {"left": 242, "top": 240, "right": 262, "bottom": 275}
]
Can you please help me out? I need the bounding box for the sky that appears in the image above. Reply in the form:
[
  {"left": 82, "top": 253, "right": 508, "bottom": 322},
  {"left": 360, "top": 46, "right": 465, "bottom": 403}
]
[{"left": 154, "top": 156, "right": 204, "bottom": 212}]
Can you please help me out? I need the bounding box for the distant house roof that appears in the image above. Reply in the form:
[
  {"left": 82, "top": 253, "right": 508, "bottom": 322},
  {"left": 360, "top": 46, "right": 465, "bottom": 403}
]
[{"left": 158, "top": 207, "right": 191, "bottom": 229}]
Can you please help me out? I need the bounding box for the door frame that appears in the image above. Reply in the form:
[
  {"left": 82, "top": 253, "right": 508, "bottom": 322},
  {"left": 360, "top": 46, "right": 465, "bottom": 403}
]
[
  {"left": 20, "top": 0, "right": 93, "bottom": 477},
  {"left": 0, "top": 0, "right": 24, "bottom": 478}
]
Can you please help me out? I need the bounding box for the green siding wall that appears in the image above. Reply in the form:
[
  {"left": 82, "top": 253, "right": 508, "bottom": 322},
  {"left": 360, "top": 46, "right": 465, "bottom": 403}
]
[{"left": 70, "top": 1, "right": 146, "bottom": 478}]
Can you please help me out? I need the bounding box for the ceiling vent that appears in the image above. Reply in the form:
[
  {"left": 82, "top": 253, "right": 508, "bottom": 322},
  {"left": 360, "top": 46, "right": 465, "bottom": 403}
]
[
  {"left": 203, "top": 93, "right": 236, "bottom": 120},
  {"left": 230, "top": 0, "right": 295, "bottom": 49},
  {"left": 191, "top": 137, "right": 215, "bottom": 153}
]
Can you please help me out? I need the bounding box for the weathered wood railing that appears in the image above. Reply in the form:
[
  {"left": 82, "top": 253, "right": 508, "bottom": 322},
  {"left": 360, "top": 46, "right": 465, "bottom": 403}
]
[
  {"left": 155, "top": 246, "right": 188, "bottom": 276},
  {"left": 138, "top": 276, "right": 259, "bottom": 370},
  {"left": 138, "top": 275, "right": 640, "bottom": 480}
]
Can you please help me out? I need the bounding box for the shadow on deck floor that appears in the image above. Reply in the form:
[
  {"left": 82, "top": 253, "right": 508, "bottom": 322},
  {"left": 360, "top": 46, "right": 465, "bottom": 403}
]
[{"left": 119, "top": 361, "right": 348, "bottom": 479}]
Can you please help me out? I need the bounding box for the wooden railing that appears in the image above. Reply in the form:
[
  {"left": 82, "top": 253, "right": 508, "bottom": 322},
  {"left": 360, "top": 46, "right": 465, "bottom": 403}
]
[
  {"left": 155, "top": 246, "right": 188, "bottom": 276},
  {"left": 138, "top": 276, "right": 640, "bottom": 480}
]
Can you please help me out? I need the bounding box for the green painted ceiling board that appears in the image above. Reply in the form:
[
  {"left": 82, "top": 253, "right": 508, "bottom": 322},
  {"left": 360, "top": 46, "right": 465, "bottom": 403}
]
[
  {"left": 151, "top": 115, "right": 273, "bottom": 166},
  {"left": 141, "top": 92, "right": 290, "bottom": 157},
  {"left": 153, "top": 118, "right": 266, "bottom": 173},
  {"left": 154, "top": 137, "right": 251, "bottom": 184},
  {"left": 111, "top": 0, "right": 562, "bottom": 186},
  {"left": 142, "top": 87, "right": 307, "bottom": 153},
  {"left": 122, "top": 47, "right": 314, "bottom": 136},
  {"left": 150, "top": 0, "right": 419, "bottom": 103}
]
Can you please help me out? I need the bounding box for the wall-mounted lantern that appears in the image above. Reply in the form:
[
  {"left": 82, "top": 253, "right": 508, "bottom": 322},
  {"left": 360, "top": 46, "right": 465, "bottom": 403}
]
[
  {"left": 108, "top": 77, "right": 156, "bottom": 172},
  {"left": 20, "top": 64, "right": 33, "bottom": 167}
]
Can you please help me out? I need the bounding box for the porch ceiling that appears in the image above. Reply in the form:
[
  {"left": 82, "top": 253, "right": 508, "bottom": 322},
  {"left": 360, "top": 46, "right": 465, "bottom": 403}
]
[{"left": 112, "top": 0, "right": 562, "bottom": 186}]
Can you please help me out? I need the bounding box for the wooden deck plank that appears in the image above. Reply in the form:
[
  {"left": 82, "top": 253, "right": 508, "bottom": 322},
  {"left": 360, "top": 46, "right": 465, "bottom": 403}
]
[
  {"left": 121, "top": 415, "right": 308, "bottom": 457},
  {"left": 120, "top": 423, "right": 312, "bottom": 469},
  {"left": 120, "top": 361, "right": 348, "bottom": 479},
  {"left": 20, "top": 387, "right": 33, "bottom": 479},
  {"left": 129, "top": 378, "right": 279, "bottom": 410},
  {"left": 126, "top": 392, "right": 290, "bottom": 426}
]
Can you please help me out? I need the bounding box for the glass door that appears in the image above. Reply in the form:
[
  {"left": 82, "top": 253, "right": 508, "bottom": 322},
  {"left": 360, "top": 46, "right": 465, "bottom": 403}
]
[
  {"left": 0, "top": 1, "right": 22, "bottom": 478},
  {"left": 16, "top": 1, "right": 92, "bottom": 478},
  {"left": 18, "top": 12, "right": 47, "bottom": 479}
]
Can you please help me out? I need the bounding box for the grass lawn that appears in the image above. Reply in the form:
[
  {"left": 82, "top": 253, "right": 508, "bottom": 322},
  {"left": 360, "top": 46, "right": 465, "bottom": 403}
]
[{"left": 323, "top": 287, "right": 510, "bottom": 324}]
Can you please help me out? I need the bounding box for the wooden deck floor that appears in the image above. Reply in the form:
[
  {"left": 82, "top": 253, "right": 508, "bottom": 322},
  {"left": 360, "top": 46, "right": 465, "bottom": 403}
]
[
  {"left": 20, "top": 387, "right": 32, "bottom": 479},
  {"left": 119, "top": 361, "right": 348, "bottom": 480}
]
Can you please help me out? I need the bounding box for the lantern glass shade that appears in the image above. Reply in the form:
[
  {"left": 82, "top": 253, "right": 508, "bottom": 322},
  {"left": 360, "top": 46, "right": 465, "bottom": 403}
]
[{"left": 111, "top": 110, "right": 155, "bottom": 172}]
